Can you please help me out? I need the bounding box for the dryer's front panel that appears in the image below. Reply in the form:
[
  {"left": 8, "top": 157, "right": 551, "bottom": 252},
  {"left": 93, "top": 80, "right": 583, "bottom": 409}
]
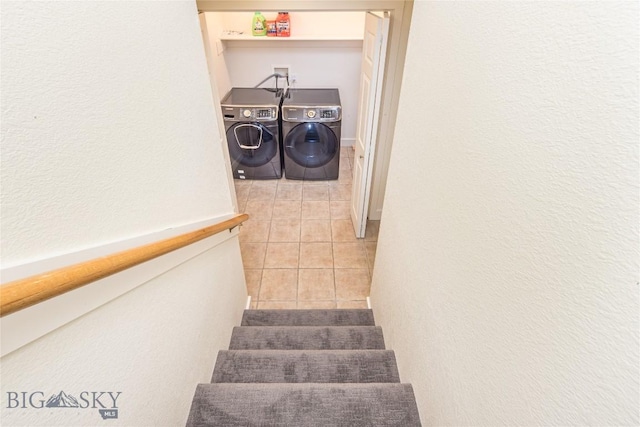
[
  {"left": 283, "top": 122, "right": 340, "bottom": 180},
  {"left": 284, "top": 122, "right": 338, "bottom": 168},
  {"left": 282, "top": 106, "right": 341, "bottom": 123}
]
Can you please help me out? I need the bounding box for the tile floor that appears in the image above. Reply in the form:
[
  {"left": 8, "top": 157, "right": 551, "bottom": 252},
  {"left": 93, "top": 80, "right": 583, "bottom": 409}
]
[{"left": 235, "top": 146, "right": 380, "bottom": 310}]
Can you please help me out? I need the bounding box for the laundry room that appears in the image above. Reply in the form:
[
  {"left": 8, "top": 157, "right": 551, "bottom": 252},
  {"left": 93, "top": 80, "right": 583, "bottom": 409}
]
[
  {"left": 197, "top": 3, "right": 411, "bottom": 309},
  {"left": 197, "top": 6, "right": 412, "bottom": 227}
]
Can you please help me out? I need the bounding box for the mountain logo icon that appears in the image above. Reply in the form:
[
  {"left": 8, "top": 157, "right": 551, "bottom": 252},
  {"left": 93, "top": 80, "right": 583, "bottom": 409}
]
[{"left": 45, "top": 391, "right": 80, "bottom": 408}]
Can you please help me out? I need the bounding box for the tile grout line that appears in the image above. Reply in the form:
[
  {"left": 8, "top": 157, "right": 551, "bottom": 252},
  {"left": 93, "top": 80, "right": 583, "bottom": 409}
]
[{"left": 238, "top": 155, "right": 369, "bottom": 309}]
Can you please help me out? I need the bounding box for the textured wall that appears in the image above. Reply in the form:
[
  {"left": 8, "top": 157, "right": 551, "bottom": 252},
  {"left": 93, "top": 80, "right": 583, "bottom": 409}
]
[
  {"left": 372, "top": 1, "right": 639, "bottom": 425},
  {"left": 1, "top": 1, "right": 245, "bottom": 425},
  {"left": 1, "top": 1, "right": 233, "bottom": 266},
  {"left": 1, "top": 238, "right": 246, "bottom": 426}
]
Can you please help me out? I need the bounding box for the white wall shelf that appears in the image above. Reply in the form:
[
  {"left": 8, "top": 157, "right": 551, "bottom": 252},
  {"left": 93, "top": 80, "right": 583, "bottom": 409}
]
[
  {"left": 219, "top": 33, "right": 363, "bottom": 41},
  {"left": 219, "top": 33, "right": 363, "bottom": 49}
]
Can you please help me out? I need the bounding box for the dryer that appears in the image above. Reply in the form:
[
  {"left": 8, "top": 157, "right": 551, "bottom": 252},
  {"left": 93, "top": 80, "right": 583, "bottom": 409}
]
[
  {"left": 221, "top": 88, "right": 283, "bottom": 180},
  {"left": 281, "top": 88, "right": 342, "bottom": 180}
]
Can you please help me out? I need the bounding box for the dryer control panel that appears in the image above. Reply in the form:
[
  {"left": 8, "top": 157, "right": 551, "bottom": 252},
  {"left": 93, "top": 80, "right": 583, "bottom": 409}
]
[
  {"left": 282, "top": 107, "right": 342, "bottom": 123},
  {"left": 222, "top": 106, "right": 278, "bottom": 122}
]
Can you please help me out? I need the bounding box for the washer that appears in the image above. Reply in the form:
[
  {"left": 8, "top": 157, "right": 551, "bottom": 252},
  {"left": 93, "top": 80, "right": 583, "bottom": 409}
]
[
  {"left": 221, "top": 88, "right": 283, "bottom": 180},
  {"left": 281, "top": 88, "right": 342, "bottom": 180}
]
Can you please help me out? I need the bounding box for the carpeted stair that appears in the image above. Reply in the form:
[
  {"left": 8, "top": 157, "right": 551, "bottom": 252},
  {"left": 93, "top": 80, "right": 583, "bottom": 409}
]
[{"left": 186, "top": 309, "right": 421, "bottom": 426}]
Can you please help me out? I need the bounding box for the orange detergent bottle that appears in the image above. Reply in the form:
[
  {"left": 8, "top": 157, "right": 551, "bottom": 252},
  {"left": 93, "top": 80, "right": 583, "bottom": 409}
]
[{"left": 276, "top": 12, "right": 290, "bottom": 37}]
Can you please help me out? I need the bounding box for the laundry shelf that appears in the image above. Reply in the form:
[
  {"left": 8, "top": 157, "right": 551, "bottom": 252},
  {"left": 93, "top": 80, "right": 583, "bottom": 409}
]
[{"left": 219, "top": 33, "right": 363, "bottom": 42}]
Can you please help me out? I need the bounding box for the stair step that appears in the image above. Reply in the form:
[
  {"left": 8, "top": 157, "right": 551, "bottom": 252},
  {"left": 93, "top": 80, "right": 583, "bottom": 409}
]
[
  {"left": 229, "top": 326, "right": 385, "bottom": 350},
  {"left": 212, "top": 350, "right": 400, "bottom": 383},
  {"left": 241, "top": 309, "right": 375, "bottom": 326},
  {"left": 186, "top": 383, "right": 421, "bottom": 426}
]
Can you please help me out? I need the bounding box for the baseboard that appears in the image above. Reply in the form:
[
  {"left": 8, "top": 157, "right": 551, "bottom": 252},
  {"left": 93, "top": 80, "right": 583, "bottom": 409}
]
[
  {"left": 341, "top": 138, "right": 355, "bottom": 147},
  {"left": 368, "top": 208, "right": 383, "bottom": 221}
]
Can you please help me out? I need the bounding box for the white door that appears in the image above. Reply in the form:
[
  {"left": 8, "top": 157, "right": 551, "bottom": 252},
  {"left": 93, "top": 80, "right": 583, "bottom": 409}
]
[{"left": 351, "top": 11, "right": 390, "bottom": 238}]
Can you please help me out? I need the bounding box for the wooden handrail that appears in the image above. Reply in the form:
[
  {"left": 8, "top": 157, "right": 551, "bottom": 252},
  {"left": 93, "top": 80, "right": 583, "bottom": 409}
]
[{"left": 0, "top": 213, "right": 248, "bottom": 317}]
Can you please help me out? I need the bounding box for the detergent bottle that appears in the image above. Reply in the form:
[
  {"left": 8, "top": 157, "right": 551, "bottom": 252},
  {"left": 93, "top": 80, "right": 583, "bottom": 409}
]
[
  {"left": 252, "top": 12, "right": 267, "bottom": 36},
  {"left": 276, "top": 12, "right": 290, "bottom": 37},
  {"left": 266, "top": 20, "right": 277, "bottom": 37}
]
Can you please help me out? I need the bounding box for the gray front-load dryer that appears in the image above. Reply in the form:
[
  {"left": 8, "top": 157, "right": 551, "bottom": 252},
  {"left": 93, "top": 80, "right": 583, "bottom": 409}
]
[{"left": 281, "top": 88, "right": 342, "bottom": 180}]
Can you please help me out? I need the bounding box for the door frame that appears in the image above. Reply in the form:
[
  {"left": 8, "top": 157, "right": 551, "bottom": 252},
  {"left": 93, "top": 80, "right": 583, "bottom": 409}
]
[{"left": 196, "top": 0, "right": 414, "bottom": 219}]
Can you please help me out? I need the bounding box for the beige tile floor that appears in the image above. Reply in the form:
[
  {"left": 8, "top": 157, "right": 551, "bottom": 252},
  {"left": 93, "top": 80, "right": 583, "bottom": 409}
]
[{"left": 235, "top": 146, "right": 380, "bottom": 310}]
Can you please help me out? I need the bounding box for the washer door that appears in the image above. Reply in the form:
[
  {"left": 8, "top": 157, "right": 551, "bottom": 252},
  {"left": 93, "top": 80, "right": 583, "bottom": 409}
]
[
  {"left": 284, "top": 122, "right": 338, "bottom": 168},
  {"left": 227, "top": 122, "right": 277, "bottom": 167}
]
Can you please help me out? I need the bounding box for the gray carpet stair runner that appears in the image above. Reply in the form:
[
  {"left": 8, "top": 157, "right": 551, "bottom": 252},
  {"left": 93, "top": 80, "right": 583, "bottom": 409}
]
[{"left": 186, "top": 309, "right": 421, "bottom": 426}]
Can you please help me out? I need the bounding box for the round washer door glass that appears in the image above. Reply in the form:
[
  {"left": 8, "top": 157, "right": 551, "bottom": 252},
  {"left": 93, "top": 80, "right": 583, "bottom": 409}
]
[
  {"left": 285, "top": 123, "right": 338, "bottom": 168},
  {"left": 226, "top": 123, "right": 277, "bottom": 168}
]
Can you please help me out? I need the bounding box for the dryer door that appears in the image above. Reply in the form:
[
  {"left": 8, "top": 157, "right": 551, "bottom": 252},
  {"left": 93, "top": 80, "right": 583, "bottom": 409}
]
[
  {"left": 284, "top": 122, "right": 338, "bottom": 167},
  {"left": 227, "top": 122, "right": 277, "bottom": 167}
]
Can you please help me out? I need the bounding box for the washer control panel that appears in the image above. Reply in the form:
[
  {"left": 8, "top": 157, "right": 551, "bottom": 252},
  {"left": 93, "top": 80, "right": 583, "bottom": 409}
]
[
  {"left": 222, "top": 106, "right": 278, "bottom": 121},
  {"left": 282, "top": 107, "right": 342, "bottom": 122}
]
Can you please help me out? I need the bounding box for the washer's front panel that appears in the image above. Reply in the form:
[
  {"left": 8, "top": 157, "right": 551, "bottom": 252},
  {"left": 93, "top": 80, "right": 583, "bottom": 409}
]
[
  {"left": 222, "top": 106, "right": 279, "bottom": 122},
  {"left": 226, "top": 121, "right": 281, "bottom": 180}
]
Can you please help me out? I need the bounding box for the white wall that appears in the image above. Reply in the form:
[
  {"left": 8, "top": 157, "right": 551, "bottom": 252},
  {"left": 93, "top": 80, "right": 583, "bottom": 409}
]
[
  {"left": 1, "top": 1, "right": 232, "bottom": 266},
  {"left": 1, "top": 237, "right": 246, "bottom": 426},
  {"left": 372, "top": 1, "right": 639, "bottom": 425},
  {"left": 1, "top": 1, "right": 246, "bottom": 425},
  {"left": 201, "top": 12, "right": 233, "bottom": 101}
]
